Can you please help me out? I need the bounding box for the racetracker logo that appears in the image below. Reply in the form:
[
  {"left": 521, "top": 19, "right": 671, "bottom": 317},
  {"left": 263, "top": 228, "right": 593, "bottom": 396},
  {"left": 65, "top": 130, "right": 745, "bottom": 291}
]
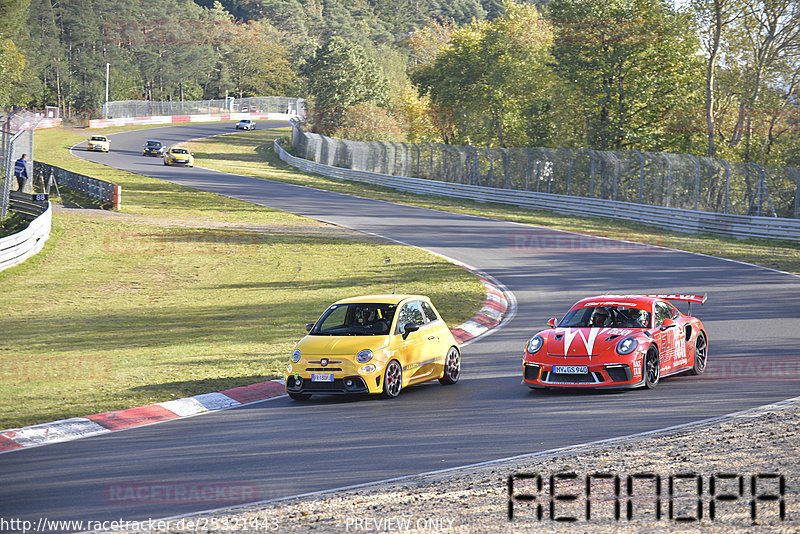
[
  {"left": 103, "top": 231, "right": 260, "bottom": 255},
  {"left": 104, "top": 481, "right": 259, "bottom": 505},
  {"left": 1, "top": 356, "right": 111, "bottom": 381},
  {"left": 509, "top": 230, "right": 662, "bottom": 254}
]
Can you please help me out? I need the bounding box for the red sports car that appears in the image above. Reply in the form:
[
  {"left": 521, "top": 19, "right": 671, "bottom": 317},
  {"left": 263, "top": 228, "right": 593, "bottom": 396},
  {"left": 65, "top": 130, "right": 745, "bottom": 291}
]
[{"left": 522, "top": 294, "right": 708, "bottom": 389}]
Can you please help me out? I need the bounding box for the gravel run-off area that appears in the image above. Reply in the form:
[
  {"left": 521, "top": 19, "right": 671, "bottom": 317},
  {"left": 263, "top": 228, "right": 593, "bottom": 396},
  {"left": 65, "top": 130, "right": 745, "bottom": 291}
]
[{"left": 148, "top": 397, "right": 799, "bottom": 534}]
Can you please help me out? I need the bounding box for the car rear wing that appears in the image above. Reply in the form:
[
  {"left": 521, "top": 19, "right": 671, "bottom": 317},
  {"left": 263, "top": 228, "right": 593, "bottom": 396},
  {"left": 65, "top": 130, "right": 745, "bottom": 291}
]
[
  {"left": 646, "top": 294, "right": 707, "bottom": 315},
  {"left": 645, "top": 294, "right": 707, "bottom": 304}
]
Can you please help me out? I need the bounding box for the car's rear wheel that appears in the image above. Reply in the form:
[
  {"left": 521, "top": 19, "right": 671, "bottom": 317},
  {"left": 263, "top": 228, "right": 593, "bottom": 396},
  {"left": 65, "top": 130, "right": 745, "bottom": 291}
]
[
  {"left": 439, "top": 346, "right": 460, "bottom": 385},
  {"left": 382, "top": 360, "right": 402, "bottom": 398},
  {"left": 690, "top": 331, "right": 708, "bottom": 375},
  {"left": 644, "top": 345, "right": 660, "bottom": 389},
  {"left": 288, "top": 392, "right": 311, "bottom": 401}
]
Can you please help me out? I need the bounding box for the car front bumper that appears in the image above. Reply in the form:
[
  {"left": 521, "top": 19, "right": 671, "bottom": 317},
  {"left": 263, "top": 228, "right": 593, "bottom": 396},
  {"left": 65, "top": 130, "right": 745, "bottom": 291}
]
[
  {"left": 522, "top": 358, "right": 642, "bottom": 389},
  {"left": 285, "top": 375, "right": 371, "bottom": 395}
]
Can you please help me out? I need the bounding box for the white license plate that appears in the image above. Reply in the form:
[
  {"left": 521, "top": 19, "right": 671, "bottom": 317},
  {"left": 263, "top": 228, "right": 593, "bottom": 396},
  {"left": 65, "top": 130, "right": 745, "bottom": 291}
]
[
  {"left": 553, "top": 365, "right": 588, "bottom": 374},
  {"left": 311, "top": 373, "right": 334, "bottom": 382}
]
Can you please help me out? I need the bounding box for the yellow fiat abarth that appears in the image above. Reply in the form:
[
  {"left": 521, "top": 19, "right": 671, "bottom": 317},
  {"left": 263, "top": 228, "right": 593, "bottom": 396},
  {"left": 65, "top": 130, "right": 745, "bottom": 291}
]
[{"left": 285, "top": 295, "right": 461, "bottom": 400}]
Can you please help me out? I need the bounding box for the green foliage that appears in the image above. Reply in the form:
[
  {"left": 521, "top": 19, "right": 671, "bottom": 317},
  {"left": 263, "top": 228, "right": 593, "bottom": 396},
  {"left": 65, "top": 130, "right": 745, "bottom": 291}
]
[
  {"left": 548, "top": 0, "right": 704, "bottom": 151},
  {"left": 0, "top": 37, "right": 25, "bottom": 107},
  {"left": 299, "top": 36, "right": 389, "bottom": 134},
  {"left": 412, "top": 0, "right": 557, "bottom": 147}
]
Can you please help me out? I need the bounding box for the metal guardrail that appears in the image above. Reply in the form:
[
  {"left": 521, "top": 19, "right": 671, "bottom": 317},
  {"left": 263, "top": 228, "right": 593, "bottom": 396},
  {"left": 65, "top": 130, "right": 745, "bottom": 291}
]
[
  {"left": 0, "top": 201, "right": 51, "bottom": 273},
  {"left": 102, "top": 97, "right": 305, "bottom": 119},
  {"left": 9, "top": 191, "right": 49, "bottom": 219},
  {"left": 275, "top": 138, "right": 800, "bottom": 242},
  {"left": 34, "top": 162, "right": 121, "bottom": 209},
  {"left": 290, "top": 122, "right": 800, "bottom": 220}
]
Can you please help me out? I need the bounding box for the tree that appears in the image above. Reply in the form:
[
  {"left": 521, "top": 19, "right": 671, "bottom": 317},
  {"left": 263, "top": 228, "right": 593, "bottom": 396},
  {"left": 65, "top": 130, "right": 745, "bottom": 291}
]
[
  {"left": 299, "top": 36, "right": 389, "bottom": 134},
  {"left": 724, "top": 0, "right": 800, "bottom": 161},
  {"left": 0, "top": 37, "right": 25, "bottom": 107},
  {"left": 411, "top": 0, "right": 556, "bottom": 147},
  {"left": 228, "top": 32, "right": 298, "bottom": 98},
  {"left": 690, "top": 0, "right": 743, "bottom": 158},
  {"left": 548, "top": 0, "right": 704, "bottom": 151}
]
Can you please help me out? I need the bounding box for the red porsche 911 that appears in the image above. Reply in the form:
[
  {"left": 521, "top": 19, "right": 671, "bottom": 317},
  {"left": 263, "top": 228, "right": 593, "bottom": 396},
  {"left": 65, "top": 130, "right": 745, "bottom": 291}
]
[{"left": 522, "top": 294, "right": 708, "bottom": 389}]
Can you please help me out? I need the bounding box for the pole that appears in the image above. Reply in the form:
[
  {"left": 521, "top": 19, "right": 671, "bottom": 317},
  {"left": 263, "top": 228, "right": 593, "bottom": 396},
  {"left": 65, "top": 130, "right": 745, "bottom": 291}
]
[{"left": 104, "top": 63, "right": 110, "bottom": 107}]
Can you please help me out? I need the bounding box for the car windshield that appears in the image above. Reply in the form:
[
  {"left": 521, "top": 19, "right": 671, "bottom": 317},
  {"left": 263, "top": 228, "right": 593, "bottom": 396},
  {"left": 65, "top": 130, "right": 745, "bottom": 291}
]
[
  {"left": 146, "top": 141, "right": 161, "bottom": 146},
  {"left": 171, "top": 148, "right": 188, "bottom": 154},
  {"left": 310, "top": 303, "right": 396, "bottom": 336},
  {"left": 90, "top": 136, "right": 106, "bottom": 141},
  {"left": 559, "top": 306, "right": 651, "bottom": 328}
]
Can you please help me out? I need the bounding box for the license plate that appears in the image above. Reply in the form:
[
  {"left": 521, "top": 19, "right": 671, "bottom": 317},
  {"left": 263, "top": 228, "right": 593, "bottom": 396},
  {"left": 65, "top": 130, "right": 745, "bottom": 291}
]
[
  {"left": 311, "top": 373, "right": 334, "bottom": 382},
  {"left": 553, "top": 365, "right": 588, "bottom": 374}
]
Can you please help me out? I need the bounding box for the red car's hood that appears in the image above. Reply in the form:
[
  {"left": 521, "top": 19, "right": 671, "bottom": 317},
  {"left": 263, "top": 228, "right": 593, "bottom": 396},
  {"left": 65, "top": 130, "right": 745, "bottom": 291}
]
[{"left": 546, "top": 327, "right": 642, "bottom": 357}]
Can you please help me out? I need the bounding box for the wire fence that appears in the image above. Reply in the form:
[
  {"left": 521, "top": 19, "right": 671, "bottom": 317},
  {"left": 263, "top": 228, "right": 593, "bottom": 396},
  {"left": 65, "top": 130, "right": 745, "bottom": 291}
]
[
  {"left": 290, "top": 122, "right": 800, "bottom": 219},
  {"left": 1, "top": 112, "right": 38, "bottom": 219},
  {"left": 102, "top": 96, "right": 305, "bottom": 119}
]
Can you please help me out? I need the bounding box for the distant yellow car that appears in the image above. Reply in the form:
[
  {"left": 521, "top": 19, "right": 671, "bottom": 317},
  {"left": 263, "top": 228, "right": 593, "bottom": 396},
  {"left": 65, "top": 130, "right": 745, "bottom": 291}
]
[
  {"left": 87, "top": 135, "right": 110, "bottom": 152},
  {"left": 285, "top": 295, "right": 461, "bottom": 400},
  {"left": 163, "top": 147, "right": 194, "bottom": 167}
]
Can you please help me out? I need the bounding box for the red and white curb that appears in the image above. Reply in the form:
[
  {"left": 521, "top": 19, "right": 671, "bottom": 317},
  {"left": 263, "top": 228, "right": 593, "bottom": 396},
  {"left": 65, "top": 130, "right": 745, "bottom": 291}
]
[
  {"left": 0, "top": 381, "right": 286, "bottom": 454},
  {"left": 450, "top": 278, "right": 508, "bottom": 344},
  {"left": 0, "top": 279, "right": 508, "bottom": 454}
]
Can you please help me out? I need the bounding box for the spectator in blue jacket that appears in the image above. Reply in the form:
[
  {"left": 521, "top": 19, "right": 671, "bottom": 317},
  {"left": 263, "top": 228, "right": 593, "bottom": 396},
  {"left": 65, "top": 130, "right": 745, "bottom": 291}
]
[{"left": 14, "top": 154, "right": 29, "bottom": 191}]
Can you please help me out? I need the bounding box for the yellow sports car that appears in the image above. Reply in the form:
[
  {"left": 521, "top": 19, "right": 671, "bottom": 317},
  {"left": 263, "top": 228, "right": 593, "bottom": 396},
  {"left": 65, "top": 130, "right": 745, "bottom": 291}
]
[
  {"left": 87, "top": 135, "right": 110, "bottom": 152},
  {"left": 285, "top": 295, "right": 461, "bottom": 400},
  {"left": 163, "top": 147, "right": 194, "bottom": 167}
]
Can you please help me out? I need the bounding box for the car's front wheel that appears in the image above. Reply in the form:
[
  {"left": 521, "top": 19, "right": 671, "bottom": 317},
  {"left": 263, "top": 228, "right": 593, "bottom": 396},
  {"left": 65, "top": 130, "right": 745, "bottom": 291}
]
[
  {"left": 644, "top": 345, "right": 660, "bottom": 389},
  {"left": 439, "top": 346, "right": 460, "bottom": 385},
  {"left": 382, "top": 360, "right": 402, "bottom": 398},
  {"left": 288, "top": 392, "right": 311, "bottom": 401},
  {"left": 690, "top": 331, "right": 708, "bottom": 375}
]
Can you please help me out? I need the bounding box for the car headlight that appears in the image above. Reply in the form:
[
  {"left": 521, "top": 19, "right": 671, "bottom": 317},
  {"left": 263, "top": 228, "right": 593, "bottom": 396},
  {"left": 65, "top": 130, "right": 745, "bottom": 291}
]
[
  {"left": 356, "top": 349, "right": 373, "bottom": 363},
  {"left": 359, "top": 364, "right": 376, "bottom": 374},
  {"left": 616, "top": 337, "right": 638, "bottom": 355},
  {"left": 291, "top": 349, "right": 301, "bottom": 363},
  {"left": 527, "top": 335, "right": 544, "bottom": 354}
]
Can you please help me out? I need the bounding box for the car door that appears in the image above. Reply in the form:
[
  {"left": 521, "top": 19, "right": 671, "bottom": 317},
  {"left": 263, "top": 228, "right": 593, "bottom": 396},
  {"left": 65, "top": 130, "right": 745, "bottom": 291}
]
[
  {"left": 394, "top": 301, "right": 430, "bottom": 383},
  {"left": 419, "top": 300, "right": 447, "bottom": 376},
  {"left": 653, "top": 301, "right": 680, "bottom": 371}
]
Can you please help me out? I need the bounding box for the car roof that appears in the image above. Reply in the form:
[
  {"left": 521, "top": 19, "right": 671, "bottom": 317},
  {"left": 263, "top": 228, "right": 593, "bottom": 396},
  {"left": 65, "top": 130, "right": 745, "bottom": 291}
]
[{"left": 332, "top": 294, "right": 428, "bottom": 306}]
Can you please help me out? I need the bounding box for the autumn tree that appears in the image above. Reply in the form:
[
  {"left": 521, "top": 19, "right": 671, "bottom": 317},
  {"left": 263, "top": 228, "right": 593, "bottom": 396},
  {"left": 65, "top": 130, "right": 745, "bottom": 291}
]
[
  {"left": 411, "top": 0, "right": 556, "bottom": 147},
  {"left": 548, "top": 0, "right": 704, "bottom": 151},
  {"left": 299, "top": 36, "right": 389, "bottom": 134}
]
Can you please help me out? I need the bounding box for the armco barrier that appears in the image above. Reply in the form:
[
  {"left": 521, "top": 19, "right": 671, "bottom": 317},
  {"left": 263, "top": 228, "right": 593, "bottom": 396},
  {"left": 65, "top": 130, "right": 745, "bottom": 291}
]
[
  {"left": 34, "top": 162, "right": 121, "bottom": 209},
  {"left": 88, "top": 112, "right": 296, "bottom": 129},
  {"left": 275, "top": 139, "right": 800, "bottom": 242},
  {"left": 0, "top": 201, "right": 51, "bottom": 272}
]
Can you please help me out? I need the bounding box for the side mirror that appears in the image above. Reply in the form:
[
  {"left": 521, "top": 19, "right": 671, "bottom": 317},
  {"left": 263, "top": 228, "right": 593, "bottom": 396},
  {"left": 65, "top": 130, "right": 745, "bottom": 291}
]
[
  {"left": 401, "top": 322, "right": 419, "bottom": 340},
  {"left": 660, "top": 318, "right": 676, "bottom": 331},
  {"left": 305, "top": 322, "right": 314, "bottom": 332},
  {"left": 547, "top": 317, "right": 557, "bottom": 328}
]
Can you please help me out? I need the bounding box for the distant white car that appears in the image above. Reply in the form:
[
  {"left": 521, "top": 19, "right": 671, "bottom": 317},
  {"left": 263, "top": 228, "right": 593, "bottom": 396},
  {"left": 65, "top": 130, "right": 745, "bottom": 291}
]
[{"left": 236, "top": 119, "right": 256, "bottom": 130}]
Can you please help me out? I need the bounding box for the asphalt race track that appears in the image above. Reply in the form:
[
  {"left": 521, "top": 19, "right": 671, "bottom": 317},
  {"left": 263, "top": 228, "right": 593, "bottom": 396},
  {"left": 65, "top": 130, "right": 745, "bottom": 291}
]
[{"left": 2, "top": 121, "right": 799, "bottom": 530}]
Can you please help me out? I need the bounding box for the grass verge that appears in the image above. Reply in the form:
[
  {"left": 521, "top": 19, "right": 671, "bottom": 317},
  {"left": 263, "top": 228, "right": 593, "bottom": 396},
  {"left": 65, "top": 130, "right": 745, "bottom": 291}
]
[
  {"left": 187, "top": 128, "right": 800, "bottom": 275},
  {"left": 0, "top": 127, "right": 485, "bottom": 430}
]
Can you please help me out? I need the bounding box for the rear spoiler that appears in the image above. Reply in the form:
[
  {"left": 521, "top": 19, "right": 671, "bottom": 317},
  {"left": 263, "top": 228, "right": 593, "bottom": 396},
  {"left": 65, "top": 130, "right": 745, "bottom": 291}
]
[
  {"left": 645, "top": 294, "right": 707, "bottom": 304},
  {"left": 646, "top": 294, "right": 707, "bottom": 315}
]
